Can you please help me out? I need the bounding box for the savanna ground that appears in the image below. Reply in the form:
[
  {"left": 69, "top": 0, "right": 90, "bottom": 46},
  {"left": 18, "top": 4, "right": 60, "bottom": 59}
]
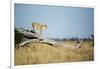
[{"left": 15, "top": 40, "right": 94, "bottom": 65}]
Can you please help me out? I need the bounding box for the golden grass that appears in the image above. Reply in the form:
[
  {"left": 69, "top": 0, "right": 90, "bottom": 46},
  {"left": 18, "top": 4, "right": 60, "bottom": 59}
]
[{"left": 15, "top": 40, "right": 94, "bottom": 65}]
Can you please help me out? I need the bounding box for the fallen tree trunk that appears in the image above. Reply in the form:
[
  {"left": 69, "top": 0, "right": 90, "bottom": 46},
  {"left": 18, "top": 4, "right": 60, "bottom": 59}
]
[
  {"left": 17, "top": 28, "right": 41, "bottom": 39},
  {"left": 18, "top": 38, "right": 83, "bottom": 49},
  {"left": 19, "top": 39, "right": 61, "bottom": 47},
  {"left": 16, "top": 28, "right": 83, "bottom": 49}
]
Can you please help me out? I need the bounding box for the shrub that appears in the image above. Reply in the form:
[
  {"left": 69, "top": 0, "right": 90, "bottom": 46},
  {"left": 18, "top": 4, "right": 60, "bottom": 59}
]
[{"left": 15, "top": 28, "right": 24, "bottom": 44}]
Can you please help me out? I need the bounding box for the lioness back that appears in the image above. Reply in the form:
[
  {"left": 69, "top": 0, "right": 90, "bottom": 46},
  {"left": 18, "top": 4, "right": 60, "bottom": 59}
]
[{"left": 32, "top": 22, "right": 48, "bottom": 30}]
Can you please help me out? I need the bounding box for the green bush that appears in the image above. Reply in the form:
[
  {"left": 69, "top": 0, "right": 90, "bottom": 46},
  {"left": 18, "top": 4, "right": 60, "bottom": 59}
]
[{"left": 15, "top": 28, "right": 24, "bottom": 44}]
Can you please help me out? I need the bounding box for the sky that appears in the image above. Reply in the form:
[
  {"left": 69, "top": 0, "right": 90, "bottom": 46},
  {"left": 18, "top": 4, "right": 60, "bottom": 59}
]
[{"left": 15, "top": 3, "right": 94, "bottom": 38}]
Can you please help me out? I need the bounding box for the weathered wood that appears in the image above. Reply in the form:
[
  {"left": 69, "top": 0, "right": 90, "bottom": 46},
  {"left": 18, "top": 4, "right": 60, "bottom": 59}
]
[
  {"left": 19, "top": 38, "right": 83, "bottom": 49},
  {"left": 62, "top": 40, "right": 83, "bottom": 49},
  {"left": 19, "top": 39, "right": 39, "bottom": 46},
  {"left": 16, "top": 28, "right": 83, "bottom": 49},
  {"left": 17, "top": 28, "right": 40, "bottom": 39},
  {"left": 16, "top": 28, "right": 59, "bottom": 48},
  {"left": 19, "top": 38, "right": 61, "bottom": 47}
]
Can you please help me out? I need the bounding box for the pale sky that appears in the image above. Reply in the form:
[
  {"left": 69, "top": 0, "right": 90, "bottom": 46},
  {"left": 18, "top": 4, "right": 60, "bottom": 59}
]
[{"left": 15, "top": 4, "right": 94, "bottom": 38}]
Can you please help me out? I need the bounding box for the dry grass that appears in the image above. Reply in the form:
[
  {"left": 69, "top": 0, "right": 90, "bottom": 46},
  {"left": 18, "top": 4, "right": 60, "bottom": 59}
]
[{"left": 15, "top": 40, "right": 94, "bottom": 65}]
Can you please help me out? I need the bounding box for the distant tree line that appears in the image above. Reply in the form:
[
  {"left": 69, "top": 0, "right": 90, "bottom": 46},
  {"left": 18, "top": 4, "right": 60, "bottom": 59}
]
[{"left": 52, "top": 34, "right": 94, "bottom": 41}]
